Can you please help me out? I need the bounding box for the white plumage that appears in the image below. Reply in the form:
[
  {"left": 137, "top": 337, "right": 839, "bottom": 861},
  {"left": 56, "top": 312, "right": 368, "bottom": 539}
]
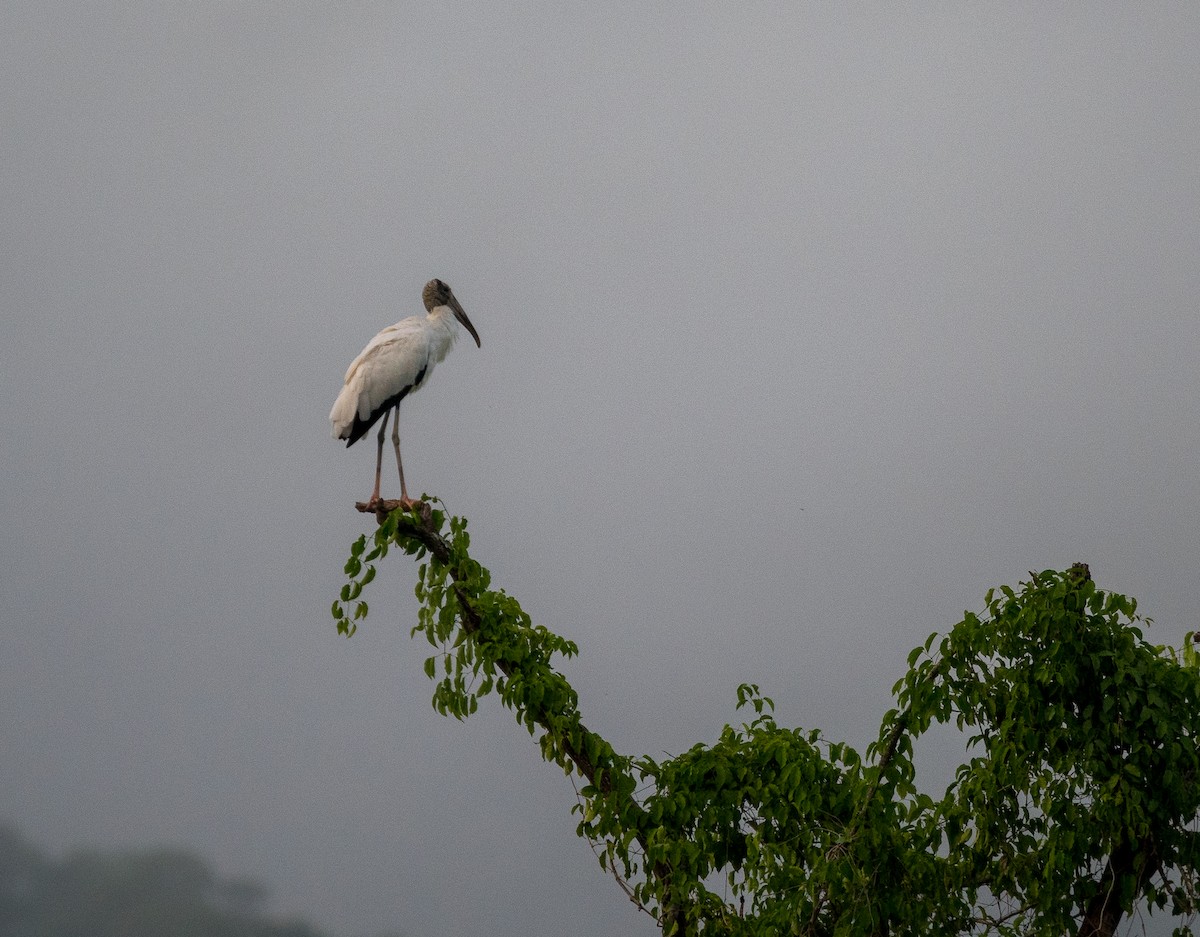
[{"left": 330, "top": 278, "right": 480, "bottom": 506}]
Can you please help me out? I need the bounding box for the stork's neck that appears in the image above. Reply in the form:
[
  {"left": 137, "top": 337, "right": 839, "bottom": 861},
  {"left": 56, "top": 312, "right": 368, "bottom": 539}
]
[
  {"left": 427, "top": 305, "right": 461, "bottom": 332},
  {"left": 425, "top": 305, "right": 461, "bottom": 360}
]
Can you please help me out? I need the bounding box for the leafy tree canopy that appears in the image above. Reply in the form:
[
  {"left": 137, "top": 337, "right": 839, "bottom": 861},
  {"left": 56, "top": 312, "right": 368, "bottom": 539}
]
[{"left": 336, "top": 503, "right": 1200, "bottom": 937}]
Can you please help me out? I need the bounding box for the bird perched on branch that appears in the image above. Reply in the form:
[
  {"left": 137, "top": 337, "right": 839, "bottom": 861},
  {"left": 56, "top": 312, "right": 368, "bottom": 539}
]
[{"left": 330, "top": 278, "right": 481, "bottom": 507}]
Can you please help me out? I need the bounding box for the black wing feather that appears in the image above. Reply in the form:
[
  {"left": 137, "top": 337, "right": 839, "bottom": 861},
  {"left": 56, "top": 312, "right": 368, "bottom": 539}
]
[{"left": 343, "top": 363, "right": 428, "bottom": 447}]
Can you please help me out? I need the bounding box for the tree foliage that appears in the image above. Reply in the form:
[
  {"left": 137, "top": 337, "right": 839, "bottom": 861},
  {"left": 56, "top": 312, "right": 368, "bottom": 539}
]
[{"left": 335, "top": 504, "right": 1200, "bottom": 937}]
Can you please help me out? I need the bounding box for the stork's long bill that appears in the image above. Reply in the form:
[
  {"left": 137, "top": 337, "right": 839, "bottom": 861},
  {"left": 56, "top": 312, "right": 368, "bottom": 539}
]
[{"left": 449, "top": 294, "right": 481, "bottom": 348}]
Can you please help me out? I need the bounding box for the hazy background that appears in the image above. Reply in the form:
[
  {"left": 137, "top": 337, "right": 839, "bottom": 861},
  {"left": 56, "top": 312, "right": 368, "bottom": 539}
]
[{"left": 3, "top": 4, "right": 1198, "bottom": 935}]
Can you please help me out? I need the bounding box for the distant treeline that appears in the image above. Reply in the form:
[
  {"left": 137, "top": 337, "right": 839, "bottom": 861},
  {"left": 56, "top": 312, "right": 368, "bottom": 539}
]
[{"left": 0, "top": 824, "right": 397, "bottom": 937}]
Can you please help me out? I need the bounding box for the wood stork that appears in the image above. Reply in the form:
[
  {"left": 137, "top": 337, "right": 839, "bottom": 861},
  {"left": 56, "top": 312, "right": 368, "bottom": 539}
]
[{"left": 330, "top": 278, "right": 481, "bottom": 507}]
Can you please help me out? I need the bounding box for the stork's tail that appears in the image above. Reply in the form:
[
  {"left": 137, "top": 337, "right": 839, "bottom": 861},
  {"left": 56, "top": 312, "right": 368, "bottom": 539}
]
[{"left": 329, "top": 380, "right": 362, "bottom": 445}]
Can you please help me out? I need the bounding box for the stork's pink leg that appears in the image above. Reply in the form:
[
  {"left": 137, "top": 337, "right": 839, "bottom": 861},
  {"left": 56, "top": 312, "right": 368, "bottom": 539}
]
[
  {"left": 369, "top": 409, "right": 390, "bottom": 505},
  {"left": 391, "top": 409, "right": 415, "bottom": 507}
]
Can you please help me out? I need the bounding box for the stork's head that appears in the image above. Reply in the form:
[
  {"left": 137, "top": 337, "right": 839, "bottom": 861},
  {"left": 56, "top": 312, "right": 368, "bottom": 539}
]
[{"left": 423, "top": 278, "right": 481, "bottom": 348}]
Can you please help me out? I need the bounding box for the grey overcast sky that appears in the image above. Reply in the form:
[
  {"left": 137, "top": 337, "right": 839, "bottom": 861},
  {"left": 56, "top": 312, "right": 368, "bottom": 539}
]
[{"left": 3, "top": 4, "right": 1199, "bottom": 936}]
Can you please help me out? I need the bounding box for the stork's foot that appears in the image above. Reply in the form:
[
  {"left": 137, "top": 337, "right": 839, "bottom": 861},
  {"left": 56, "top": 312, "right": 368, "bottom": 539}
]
[
  {"left": 354, "top": 497, "right": 433, "bottom": 525},
  {"left": 400, "top": 496, "right": 434, "bottom": 525}
]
